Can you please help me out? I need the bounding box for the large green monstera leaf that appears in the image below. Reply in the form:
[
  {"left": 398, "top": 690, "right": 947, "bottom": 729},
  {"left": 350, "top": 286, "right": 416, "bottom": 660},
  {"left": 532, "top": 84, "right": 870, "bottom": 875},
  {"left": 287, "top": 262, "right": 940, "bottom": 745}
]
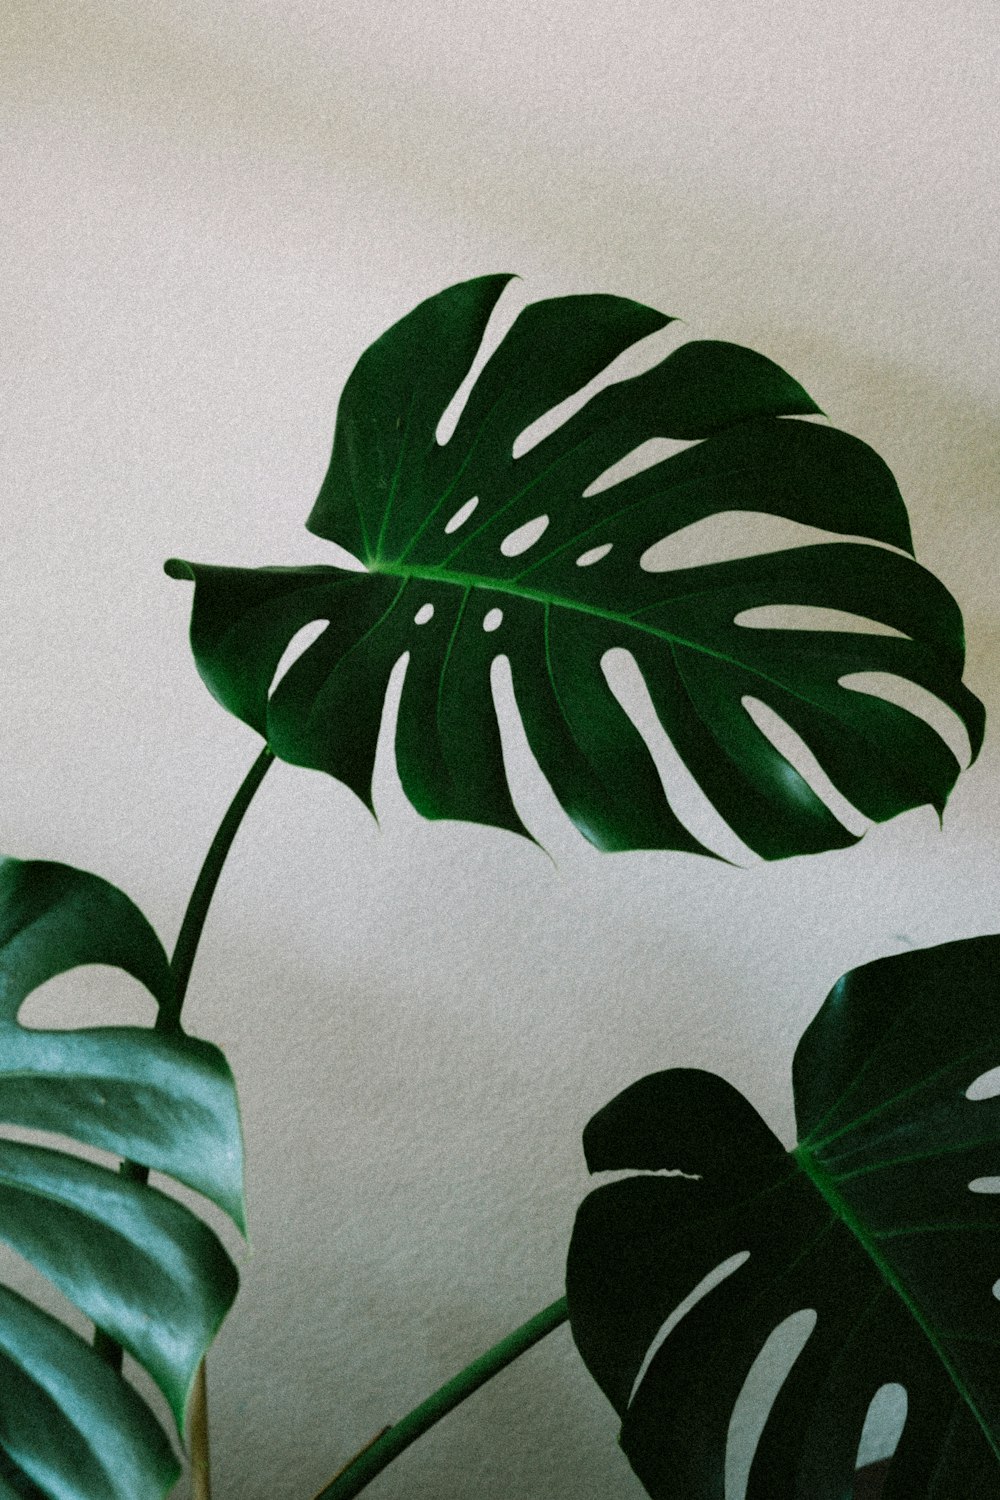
[
  {"left": 167, "top": 275, "right": 983, "bottom": 857},
  {"left": 567, "top": 936, "right": 1000, "bottom": 1498},
  {"left": 0, "top": 857, "right": 245, "bottom": 1500}
]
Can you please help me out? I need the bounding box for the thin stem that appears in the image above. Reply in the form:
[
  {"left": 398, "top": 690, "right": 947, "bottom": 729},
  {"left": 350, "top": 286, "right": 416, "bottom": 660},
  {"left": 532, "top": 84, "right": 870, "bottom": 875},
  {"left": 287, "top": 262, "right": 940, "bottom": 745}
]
[
  {"left": 159, "top": 745, "right": 275, "bottom": 1032},
  {"left": 314, "top": 1429, "right": 391, "bottom": 1495},
  {"left": 93, "top": 745, "right": 274, "bottom": 1396},
  {"left": 314, "top": 1297, "right": 569, "bottom": 1500}
]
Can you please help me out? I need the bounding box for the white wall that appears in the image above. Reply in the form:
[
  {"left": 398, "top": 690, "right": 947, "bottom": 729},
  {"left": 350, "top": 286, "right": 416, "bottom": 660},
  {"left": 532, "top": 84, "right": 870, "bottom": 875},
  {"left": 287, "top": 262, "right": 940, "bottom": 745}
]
[{"left": 3, "top": 4, "right": 998, "bottom": 1496}]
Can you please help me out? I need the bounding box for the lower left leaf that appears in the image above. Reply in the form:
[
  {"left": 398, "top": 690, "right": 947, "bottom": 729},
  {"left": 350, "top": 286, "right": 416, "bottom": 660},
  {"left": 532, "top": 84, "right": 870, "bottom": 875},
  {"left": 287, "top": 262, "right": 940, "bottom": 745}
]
[
  {"left": 0, "top": 858, "right": 247, "bottom": 1499},
  {"left": 0, "top": 1284, "right": 179, "bottom": 1499}
]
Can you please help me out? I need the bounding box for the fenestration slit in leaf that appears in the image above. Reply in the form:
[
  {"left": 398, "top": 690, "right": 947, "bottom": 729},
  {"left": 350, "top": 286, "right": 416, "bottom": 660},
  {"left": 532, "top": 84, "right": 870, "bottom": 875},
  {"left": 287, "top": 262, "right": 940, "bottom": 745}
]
[
  {"left": 627, "top": 1250, "right": 751, "bottom": 1410},
  {"left": 444, "top": 495, "right": 480, "bottom": 534},
  {"left": 567, "top": 937, "right": 1000, "bottom": 1499},
  {"left": 725, "top": 1307, "right": 818, "bottom": 1499},
  {"left": 166, "top": 274, "right": 984, "bottom": 859}
]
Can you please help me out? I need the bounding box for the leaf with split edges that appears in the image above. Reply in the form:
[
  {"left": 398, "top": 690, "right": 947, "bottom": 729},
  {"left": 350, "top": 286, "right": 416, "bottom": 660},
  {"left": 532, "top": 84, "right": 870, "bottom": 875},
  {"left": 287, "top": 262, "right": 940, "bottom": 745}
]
[
  {"left": 168, "top": 276, "right": 983, "bottom": 857},
  {"left": 567, "top": 935, "right": 1000, "bottom": 1498},
  {"left": 0, "top": 857, "right": 245, "bottom": 1500}
]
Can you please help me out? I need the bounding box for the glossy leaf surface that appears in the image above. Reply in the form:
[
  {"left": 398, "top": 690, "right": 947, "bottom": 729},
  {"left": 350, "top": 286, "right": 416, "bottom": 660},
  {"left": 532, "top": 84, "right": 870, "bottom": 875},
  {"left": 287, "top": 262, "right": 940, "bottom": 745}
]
[
  {"left": 168, "top": 276, "right": 983, "bottom": 857},
  {"left": 567, "top": 936, "right": 1000, "bottom": 1498},
  {"left": 0, "top": 858, "right": 245, "bottom": 1499}
]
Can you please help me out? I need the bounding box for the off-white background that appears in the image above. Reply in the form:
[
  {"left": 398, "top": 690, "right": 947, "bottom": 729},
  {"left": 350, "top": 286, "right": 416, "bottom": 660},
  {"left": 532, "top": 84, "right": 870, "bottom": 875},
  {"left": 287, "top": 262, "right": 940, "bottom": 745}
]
[{"left": 3, "top": 3, "right": 999, "bottom": 1496}]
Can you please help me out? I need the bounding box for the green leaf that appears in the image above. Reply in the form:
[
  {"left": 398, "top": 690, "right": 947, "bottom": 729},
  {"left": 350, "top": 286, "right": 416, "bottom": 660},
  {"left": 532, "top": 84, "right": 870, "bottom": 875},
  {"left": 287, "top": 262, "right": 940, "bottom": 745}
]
[
  {"left": 566, "top": 935, "right": 1000, "bottom": 1498},
  {"left": 0, "top": 858, "right": 246, "bottom": 1498},
  {"left": 167, "top": 276, "right": 983, "bottom": 857},
  {"left": 0, "top": 1286, "right": 178, "bottom": 1500}
]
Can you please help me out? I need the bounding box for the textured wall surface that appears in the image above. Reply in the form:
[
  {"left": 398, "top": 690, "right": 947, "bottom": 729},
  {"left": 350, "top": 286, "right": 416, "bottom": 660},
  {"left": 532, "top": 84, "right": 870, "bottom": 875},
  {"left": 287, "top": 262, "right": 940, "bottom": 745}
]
[{"left": 3, "top": 4, "right": 999, "bottom": 1496}]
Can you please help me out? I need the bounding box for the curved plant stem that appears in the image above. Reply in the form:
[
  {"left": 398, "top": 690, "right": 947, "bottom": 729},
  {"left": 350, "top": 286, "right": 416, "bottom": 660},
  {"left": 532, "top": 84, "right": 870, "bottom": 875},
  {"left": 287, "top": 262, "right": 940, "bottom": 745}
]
[
  {"left": 159, "top": 744, "right": 275, "bottom": 1032},
  {"left": 94, "top": 745, "right": 274, "bottom": 1418},
  {"left": 314, "top": 1297, "right": 569, "bottom": 1500}
]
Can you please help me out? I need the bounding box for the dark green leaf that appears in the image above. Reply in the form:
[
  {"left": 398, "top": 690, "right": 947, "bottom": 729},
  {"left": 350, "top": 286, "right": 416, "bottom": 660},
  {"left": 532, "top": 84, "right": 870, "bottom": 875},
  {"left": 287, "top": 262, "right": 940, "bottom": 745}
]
[
  {"left": 167, "top": 276, "right": 983, "bottom": 857},
  {"left": 567, "top": 936, "right": 1000, "bottom": 1498},
  {"left": 0, "top": 858, "right": 246, "bottom": 1498}
]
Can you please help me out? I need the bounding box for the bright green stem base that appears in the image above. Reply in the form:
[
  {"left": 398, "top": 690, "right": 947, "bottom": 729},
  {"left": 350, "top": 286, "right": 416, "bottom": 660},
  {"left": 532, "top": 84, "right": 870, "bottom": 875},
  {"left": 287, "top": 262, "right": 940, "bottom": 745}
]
[{"left": 316, "top": 1297, "right": 569, "bottom": 1500}]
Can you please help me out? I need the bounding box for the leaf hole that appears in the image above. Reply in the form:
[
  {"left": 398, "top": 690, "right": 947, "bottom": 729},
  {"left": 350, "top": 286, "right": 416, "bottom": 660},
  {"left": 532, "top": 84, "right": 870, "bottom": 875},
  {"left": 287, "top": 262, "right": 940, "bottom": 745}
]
[
  {"left": 725, "top": 1309, "right": 817, "bottom": 1500},
  {"left": 640, "top": 512, "right": 906, "bottom": 574},
  {"left": 435, "top": 279, "right": 527, "bottom": 446},
  {"left": 488, "top": 654, "right": 577, "bottom": 850},
  {"left": 993, "top": 1278, "right": 1000, "bottom": 1302},
  {"left": 500, "top": 514, "right": 549, "bottom": 557},
  {"left": 603, "top": 649, "right": 760, "bottom": 864},
  {"left": 736, "top": 605, "right": 909, "bottom": 638},
  {"left": 414, "top": 604, "right": 434, "bottom": 626},
  {"left": 583, "top": 436, "right": 702, "bottom": 498},
  {"left": 483, "top": 608, "right": 504, "bottom": 633},
  {"left": 741, "top": 696, "right": 870, "bottom": 836},
  {"left": 856, "top": 1382, "right": 907, "bottom": 1469},
  {"left": 512, "top": 319, "right": 697, "bottom": 458},
  {"left": 268, "top": 620, "right": 328, "bottom": 697},
  {"left": 372, "top": 651, "right": 412, "bottom": 824},
  {"left": 0, "top": 1131, "right": 125, "bottom": 1186},
  {"left": 444, "top": 497, "right": 479, "bottom": 534},
  {"left": 628, "top": 1252, "right": 750, "bottom": 1408},
  {"left": 0, "top": 1238, "right": 96, "bottom": 1344},
  {"left": 592, "top": 1166, "right": 702, "bottom": 1185},
  {"left": 839, "top": 673, "right": 972, "bottom": 768},
  {"left": 16, "top": 965, "right": 158, "bottom": 1031},
  {"left": 967, "top": 1067, "right": 1000, "bottom": 1101},
  {"left": 969, "top": 1177, "right": 1000, "bottom": 1193},
  {"left": 576, "top": 543, "right": 613, "bottom": 567}
]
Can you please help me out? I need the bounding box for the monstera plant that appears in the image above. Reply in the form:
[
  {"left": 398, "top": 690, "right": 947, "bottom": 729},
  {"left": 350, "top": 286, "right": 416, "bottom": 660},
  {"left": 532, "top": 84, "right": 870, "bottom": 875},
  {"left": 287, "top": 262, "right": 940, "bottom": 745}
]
[
  {"left": 0, "top": 860, "right": 244, "bottom": 1498},
  {"left": 4, "top": 274, "right": 993, "bottom": 1498},
  {"left": 166, "top": 275, "right": 982, "bottom": 859},
  {"left": 568, "top": 936, "right": 1000, "bottom": 1499}
]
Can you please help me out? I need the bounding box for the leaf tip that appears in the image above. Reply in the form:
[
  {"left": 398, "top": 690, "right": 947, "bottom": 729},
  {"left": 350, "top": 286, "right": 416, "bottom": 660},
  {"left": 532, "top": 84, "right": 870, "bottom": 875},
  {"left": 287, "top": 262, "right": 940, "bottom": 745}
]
[{"left": 223, "top": 1189, "right": 249, "bottom": 1240}]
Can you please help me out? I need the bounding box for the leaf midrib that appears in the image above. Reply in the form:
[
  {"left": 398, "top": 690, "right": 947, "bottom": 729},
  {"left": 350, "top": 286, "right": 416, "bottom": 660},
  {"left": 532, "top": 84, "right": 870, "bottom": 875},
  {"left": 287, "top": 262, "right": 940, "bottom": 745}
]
[
  {"left": 371, "top": 558, "right": 753, "bottom": 667},
  {"left": 369, "top": 557, "right": 940, "bottom": 788},
  {"left": 793, "top": 1141, "right": 1000, "bottom": 1465}
]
